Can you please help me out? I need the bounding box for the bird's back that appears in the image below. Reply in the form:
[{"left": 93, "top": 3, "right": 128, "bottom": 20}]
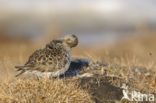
[
  {"left": 15, "top": 34, "right": 78, "bottom": 77},
  {"left": 21, "top": 40, "right": 71, "bottom": 72}
]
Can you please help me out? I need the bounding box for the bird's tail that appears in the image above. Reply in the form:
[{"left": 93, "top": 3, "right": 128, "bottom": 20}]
[
  {"left": 15, "top": 66, "right": 26, "bottom": 77},
  {"left": 15, "top": 66, "right": 25, "bottom": 71}
]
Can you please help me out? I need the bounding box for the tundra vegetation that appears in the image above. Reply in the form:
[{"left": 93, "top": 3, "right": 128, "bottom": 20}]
[{"left": 0, "top": 32, "right": 155, "bottom": 103}]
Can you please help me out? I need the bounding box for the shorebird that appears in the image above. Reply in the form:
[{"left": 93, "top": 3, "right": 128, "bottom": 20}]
[{"left": 15, "top": 34, "right": 78, "bottom": 78}]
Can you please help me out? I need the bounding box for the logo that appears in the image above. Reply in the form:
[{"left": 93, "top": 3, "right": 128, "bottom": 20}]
[{"left": 121, "top": 89, "right": 155, "bottom": 102}]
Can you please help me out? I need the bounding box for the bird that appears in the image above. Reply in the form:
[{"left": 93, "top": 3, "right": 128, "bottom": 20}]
[{"left": 15, "top": 34, "right": 78, "bottom": 78}]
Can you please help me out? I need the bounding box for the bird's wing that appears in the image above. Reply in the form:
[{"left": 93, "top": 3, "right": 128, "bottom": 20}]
[
  {"left": 25, "top": 43, "right": 64, "bottom": 72},
  {"left": 24, "top": 48, "right": 48, "bottom": 70},
  {"left": 16, "top": 40, "right": 67, "bottom": 72}
]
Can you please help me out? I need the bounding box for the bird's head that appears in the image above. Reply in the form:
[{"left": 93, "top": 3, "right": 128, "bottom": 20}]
[{"left": 63, "top": 34, "right": 78, "bottom": 48}]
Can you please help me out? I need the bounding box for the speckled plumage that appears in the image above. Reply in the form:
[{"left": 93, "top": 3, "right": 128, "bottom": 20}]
[{"left": 15, "top": 34, "right": 78, "bottom": 77}]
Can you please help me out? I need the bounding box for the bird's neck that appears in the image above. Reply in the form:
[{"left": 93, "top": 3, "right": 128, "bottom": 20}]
[{"left": 63, "top": 43, "right": 71, "bottom": 51}]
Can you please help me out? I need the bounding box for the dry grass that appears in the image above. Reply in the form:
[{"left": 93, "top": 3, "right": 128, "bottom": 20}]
[
  {"left": 0, "top": 32, "right": 156, "bottom": 102},
  {"left": 0, "top": 79, "right": 90, "bottom": 103},
  {"left": 85, "top": 33, "right": 156, "bottom": 94}
]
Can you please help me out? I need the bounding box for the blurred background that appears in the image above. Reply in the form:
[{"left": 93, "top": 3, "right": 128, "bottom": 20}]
[
  {"left": 0, "top": 0, "right": 156, "bottom": 46},
  {"left": 0, "top": 0, "right": 156, "bottom": 80}
]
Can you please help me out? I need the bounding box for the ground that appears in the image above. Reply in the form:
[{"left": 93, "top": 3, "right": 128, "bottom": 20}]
[{"left": 0, "top": 33, "right": 156, "bottom": 103}]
